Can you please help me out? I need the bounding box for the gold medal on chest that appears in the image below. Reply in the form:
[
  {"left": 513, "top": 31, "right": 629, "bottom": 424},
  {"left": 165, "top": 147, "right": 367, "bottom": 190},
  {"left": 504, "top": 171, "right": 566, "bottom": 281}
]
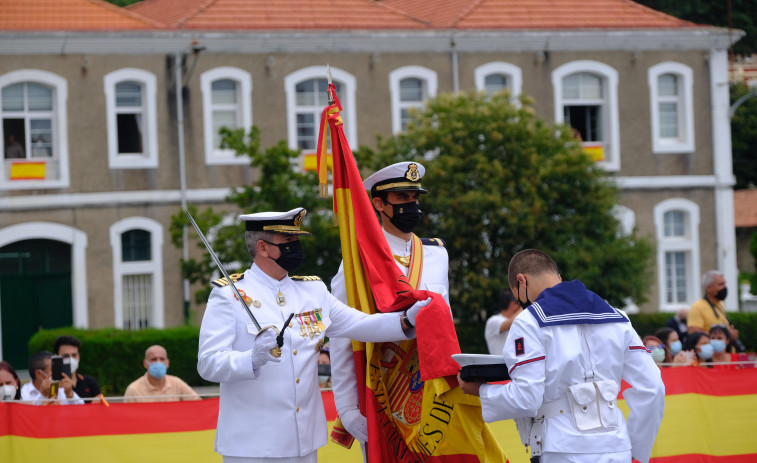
[
  {"left": 315, "top": 339, "right": 324, "bottom": 352},
  {"left": 277, "top": 291, "right": 286, "bottom": 306}
]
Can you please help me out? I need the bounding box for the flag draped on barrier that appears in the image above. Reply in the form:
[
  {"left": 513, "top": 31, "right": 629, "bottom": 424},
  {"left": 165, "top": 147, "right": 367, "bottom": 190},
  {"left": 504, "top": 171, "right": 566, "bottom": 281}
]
[
  {"left": 1, "top": 369, "right": 756, "bottom": 462},
  {"left": 316, "top": 82, "right": 506, "bottom": 462}
]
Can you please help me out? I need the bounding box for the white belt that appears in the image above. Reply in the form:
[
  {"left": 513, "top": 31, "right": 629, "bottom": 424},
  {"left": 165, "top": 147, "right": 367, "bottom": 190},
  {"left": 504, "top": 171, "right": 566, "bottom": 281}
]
[
  {"left": 529, "top": 398, "right": 572, "bottom": 457},
  {"left": 536, "top": 397, "right": 572, "bottom": 421}
]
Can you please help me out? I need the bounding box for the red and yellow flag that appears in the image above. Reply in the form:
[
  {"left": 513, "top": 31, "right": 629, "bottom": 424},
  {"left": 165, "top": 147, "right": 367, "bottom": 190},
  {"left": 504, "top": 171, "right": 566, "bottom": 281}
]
[{"left": 318, "top": 83, "right": 506, "bottom": 462}]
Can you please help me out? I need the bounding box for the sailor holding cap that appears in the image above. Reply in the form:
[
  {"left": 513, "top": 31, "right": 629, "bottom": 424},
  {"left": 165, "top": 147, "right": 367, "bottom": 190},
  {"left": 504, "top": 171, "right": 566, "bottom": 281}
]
[
  {"left": 329, "top": 161, "right": 451, "bottom": 455},
  {"left": 197, "top": 207, "right": 428, "bottom": 463}
]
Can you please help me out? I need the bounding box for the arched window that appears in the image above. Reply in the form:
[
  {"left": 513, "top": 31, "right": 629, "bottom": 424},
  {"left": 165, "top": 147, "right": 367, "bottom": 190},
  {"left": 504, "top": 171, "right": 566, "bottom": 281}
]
[
  {"left": 648, "top": 62, "right": 694, "bottom": 153},
  {"left": 474, "top": 62, "right": 522, "bottom": 99},
  {"left": 200, "top": 67, "right": 252, "bottom": 165},
  {"left": 553, "top": 61, "right": 620, "bottom": 171},
  {"left": 284, "top": 66, "right": 356, "bottom": 170},
  {"left": 654, "top": 199, "right": 700, "bottom": 311},
  {"left": 389, "top": 66, "right": 438, "bottom": 134},
  {"left": 1, "top": 69, "right": 69, "bottom": 189},
  {"left": 104, "top": 68, "right": 158, "bottom": 169},
  {"left": 110, "top": 217, "right": 164, "bottom": 329}
]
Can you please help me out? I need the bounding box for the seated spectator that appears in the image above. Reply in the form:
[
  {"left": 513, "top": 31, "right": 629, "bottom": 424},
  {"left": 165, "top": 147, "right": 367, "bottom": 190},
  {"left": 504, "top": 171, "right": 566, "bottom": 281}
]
[
  {"left": 682, "top": 332, "right": 712, "bottom": 367},
  {"left": 20, "top": 351, "right": 84, "bottom": 405},
  {"left": 664, "top": 308, "right": 688, "bottom": 345},
  {"left": 643, "top": 335, "right": 666, "bottom": 367},
  {"left": 53, "top": 335, "right": 101, "bottom": 402},
  {"left": 0, "top": 361, "right": 21, "bottom": 400},
  {"left": 318, "top": 343, "right": 331, "bottom": 389},
  {"left": 124, "top": 345, "right": 200, "bottom": 403},
  {"left": 709, "top": 325, "right": 741, "bottom": 370},
  {"left": 654, "top": 327, "right": 689, "bottom": 366}
]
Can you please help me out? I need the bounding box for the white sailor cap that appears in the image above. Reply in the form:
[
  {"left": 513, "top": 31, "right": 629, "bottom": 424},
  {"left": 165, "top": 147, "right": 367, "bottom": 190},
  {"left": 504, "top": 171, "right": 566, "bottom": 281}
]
[
  {"left": 238, "top": 207, "right": 311, "bottom": 235},
  {"left": 363, "top": 161, "right": 427, "bottom": 196}
]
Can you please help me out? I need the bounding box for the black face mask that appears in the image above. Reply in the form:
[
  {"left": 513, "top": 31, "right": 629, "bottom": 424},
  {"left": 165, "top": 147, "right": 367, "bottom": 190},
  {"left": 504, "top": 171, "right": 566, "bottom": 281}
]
[
  {"left": 382, "top": 200, "right": 423, "bottom": 234},
  {"left": 517, "top": 279, "right": 532, "bottom": 309},
  {"left": 714, "top": 287, "right": 728, "bottom": 301},
  {"left": 264, "top": 240, "right": 304, "bottom": 274}
]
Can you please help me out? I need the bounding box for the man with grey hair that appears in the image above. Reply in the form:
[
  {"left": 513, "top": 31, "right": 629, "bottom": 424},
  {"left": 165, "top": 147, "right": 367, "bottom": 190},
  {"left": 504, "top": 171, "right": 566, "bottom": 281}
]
[
  {"left": 197, "top": 207, "right": 428, "bottom": 463},
  {"left": 687, "top": 270, "right": 741, "bottom": 348}
]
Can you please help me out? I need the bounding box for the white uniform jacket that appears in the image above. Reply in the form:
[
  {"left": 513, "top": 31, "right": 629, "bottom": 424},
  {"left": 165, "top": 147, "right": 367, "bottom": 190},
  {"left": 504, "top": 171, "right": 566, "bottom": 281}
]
[
  {"left": 479, "top": 280, "right": 665, "bottom": 463},
  {"left": 329, "top": 229, "right": 450, "bottom": 425},
  {"left": 197, "top": 263, "right": 413, "bottom": 458}
]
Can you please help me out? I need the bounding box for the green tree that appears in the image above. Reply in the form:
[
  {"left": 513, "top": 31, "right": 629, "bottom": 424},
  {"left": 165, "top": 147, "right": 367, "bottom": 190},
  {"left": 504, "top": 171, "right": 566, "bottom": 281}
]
[
  {"left": 731, "top": 82, "right": 757, "bottom": 189},
  {"left": 634, "top": 0, "right": 757, "bottom": 56},
  {"left": 355, "top": 91, "right": 654, "bottom": 321},
  {"left": 170, "top": 126, "right": 342, "bottom": 305}
]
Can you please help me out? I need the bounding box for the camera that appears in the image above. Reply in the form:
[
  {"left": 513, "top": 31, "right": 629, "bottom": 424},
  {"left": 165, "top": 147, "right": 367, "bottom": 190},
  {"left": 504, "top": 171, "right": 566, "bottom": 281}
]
[{"left": 51, "top": 355, "right": 71, "bottom": 381}]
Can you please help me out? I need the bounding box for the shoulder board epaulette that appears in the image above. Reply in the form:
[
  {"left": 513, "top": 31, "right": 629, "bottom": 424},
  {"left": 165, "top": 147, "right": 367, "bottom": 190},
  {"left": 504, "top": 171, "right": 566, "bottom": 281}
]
[
  {"left": 211, "top": 273, "right": 244, "bottom": 287},
  {"left": 421, "top": 238, "right": 446, "bottom": 247},
  {"left": 291, "top": 275, "right": 322, "bottom": 282}
]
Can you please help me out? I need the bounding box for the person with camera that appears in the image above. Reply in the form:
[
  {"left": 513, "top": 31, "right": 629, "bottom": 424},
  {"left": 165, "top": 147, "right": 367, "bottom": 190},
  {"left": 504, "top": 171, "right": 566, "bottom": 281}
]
[
  {"left": 19, "top": 351, "right": 84, "bottom": 405},
  {"left": 54, "top": 335, "right": 101, "bottom": 402}
]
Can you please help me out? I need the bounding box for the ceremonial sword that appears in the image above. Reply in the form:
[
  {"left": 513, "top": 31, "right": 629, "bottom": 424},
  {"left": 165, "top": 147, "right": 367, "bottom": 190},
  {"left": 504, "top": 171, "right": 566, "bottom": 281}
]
[{"left": 185, "top": 209, "right": 291, "bottom": 357}]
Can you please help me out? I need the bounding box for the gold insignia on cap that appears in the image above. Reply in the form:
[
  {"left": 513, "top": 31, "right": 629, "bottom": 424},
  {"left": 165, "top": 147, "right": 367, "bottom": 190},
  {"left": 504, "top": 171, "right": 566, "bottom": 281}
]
[
  {"left": 405, "top": 163, "right": 420, "bottom": 182},
  {"left": 294, "top": 210, "right": 305, "bottom": 227}
]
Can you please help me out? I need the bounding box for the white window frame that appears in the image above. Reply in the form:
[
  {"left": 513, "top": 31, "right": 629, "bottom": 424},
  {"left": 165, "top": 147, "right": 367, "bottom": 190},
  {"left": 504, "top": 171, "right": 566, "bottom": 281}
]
[
  {"left": 284, "top": 66, "right": 357, "bottom": 155},
  {"left": 200, "top": 67, "right": 252, "bottom": 165},
  {"left": 104, "top": 68, "right": 158, "bottom": 169},
  {"left": 552, "top": 61, "right": 620, "bottom": 171},
  {"left": 110, "top": 217, "right": 164, "bottom": 329},
  {"left": 474, "top": 62, "right": 522, "bottom": 100},
  {"left": 654, "top": 198, "right": 700, "bottom": 312},
  {"left": 648, "top": 62, "right": 695, "bottom": 154},
  {"left": 0, "top": 69, "right": 69, "bottom": 190},
  {"left": 389, "top": 66, "right": 438, "bottom": 134}
]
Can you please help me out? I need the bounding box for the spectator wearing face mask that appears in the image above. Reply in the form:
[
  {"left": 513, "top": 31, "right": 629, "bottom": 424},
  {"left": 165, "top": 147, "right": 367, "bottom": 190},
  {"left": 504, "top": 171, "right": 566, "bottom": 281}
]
[
  {"left": 643, "top": 335, "right": 666, "bottom": 367},
  {"left": 688, "top": 271, "right": 742, "bottom": 352},
  {"left": 124, "top": 345, "right": 200, "bottom": 403},
  {"left": 654, "top": 327, "right": 689, "bottom": 366},
  {"left": 53, "top": 335, "right": 101, "bottom": 402},
  {"left": 709, "top": 325, "right": 741, "bottom": 370},
  {"left": 0, "top": 361, "right": 21, "bottom": 401},
  {"left": 683, "top": 332, "right": 713, "bottom": 366}
]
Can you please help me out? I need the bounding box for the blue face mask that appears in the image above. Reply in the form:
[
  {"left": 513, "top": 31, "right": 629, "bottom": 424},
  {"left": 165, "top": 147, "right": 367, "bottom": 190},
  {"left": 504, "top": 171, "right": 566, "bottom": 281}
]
[
  {"left": 698, "top": 343, "right": 714, "bottom": 360},
  {"left": 650, "top": 347, "right": 665, "bottom": 364},
  {"left": 669, "top": 340, "right": 682, "bottom": 355},
  {"left": 148, "top": 362, "right": 167, "bottom": 379},
  {"left": 710, "top": 339, "right": 727, "bottom": 354}
]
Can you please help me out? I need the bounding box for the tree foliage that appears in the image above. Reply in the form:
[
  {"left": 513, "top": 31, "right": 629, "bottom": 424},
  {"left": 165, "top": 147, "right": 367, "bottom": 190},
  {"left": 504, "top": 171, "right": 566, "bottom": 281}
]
[
  {"left": 634, "top": 0, "right": 757, "bottom": 56},
  {"left": 170, "top": 126, "right": 342, "bottom": 304},
  {"left": 731, "top": 82, "right": 757, "bottom": 189},
  {"left": 354, "top": 91, "right": 654, "bottom": 320}
]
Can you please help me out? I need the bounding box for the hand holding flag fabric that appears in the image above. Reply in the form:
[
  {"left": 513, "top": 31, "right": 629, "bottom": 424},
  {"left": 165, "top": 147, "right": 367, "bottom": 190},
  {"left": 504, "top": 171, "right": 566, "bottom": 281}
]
[
  {"left": 338, "top": 407, "right": 368, "bottom": 443},
  {"left": 406, "top": 297, "right": 432, "bottom": 326}
]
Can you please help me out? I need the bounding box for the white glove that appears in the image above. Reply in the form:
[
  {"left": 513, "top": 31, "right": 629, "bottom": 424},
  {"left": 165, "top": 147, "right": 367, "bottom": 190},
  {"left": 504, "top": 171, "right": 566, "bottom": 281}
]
[
  {"left": 406, "top": 297, "right": 432, "bottom": 327},
  {"left": 339, "top": 407, "right": 368, "bottom": 443},
  {"left": 252, "top": 329, "right": 282, "bottom": 371}
]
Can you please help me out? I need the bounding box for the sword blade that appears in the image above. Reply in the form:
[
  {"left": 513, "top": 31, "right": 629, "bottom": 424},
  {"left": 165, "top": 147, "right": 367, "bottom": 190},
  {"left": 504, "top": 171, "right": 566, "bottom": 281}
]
[{"left": 185, "top": 209, "right": 261, "bottom": 331}]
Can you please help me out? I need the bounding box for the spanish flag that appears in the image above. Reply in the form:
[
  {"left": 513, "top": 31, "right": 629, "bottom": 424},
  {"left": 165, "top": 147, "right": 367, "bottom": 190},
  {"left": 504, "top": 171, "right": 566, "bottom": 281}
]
[{"left": 318, "top": 83, "right": 506, "bottom": 462}]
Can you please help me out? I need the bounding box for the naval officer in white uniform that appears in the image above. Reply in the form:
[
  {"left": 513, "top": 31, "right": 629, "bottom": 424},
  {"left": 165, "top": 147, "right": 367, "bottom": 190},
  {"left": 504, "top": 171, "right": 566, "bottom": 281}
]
[
  {"left": 197, "top": 207, "right": 428, "bottom": 463},
  {"left": 329, "top": 161, "right": 450, "bottom": 454},
  {"left": 459, "top": 249, "right": 665, "bottom": 463}
]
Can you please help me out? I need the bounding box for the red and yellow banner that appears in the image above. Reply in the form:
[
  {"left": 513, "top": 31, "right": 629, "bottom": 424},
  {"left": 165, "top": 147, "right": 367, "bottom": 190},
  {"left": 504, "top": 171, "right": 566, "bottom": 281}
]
[
  {"left": 1, "top": 368, "right": 755, "bottom": 462},
  {"left": 10, "top": 161, "right": 46, "bottom": 180},
  {"left": 317, "top": 84, "right": 505, "bottom": 462}
]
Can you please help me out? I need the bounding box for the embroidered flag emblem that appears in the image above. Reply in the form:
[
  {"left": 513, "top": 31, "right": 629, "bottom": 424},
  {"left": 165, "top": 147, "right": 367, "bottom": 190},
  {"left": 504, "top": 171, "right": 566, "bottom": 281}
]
[{"left": 514, "top": 337, "right": 525, "bottom": 356}]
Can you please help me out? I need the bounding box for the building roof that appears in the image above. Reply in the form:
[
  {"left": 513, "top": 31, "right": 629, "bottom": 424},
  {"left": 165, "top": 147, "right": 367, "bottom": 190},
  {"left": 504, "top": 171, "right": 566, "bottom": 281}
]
[
  {"left": 734, "top": 189, "right": 757, "bottom": 228},
  {"left": 0, "top": 0, "right": 163, "bottom": 30},
  {"left": 128, "top": 0, "right": 703, "bottom": 30}
]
